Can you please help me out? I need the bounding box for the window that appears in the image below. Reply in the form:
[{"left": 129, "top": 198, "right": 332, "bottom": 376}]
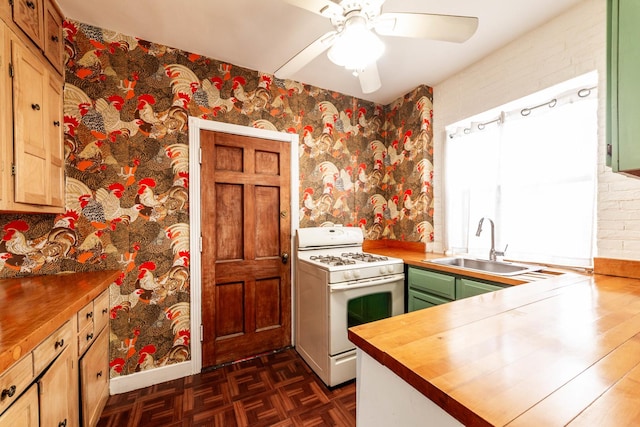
[{"left": 444, "top": 74, "right": 598, "bottom": 268}]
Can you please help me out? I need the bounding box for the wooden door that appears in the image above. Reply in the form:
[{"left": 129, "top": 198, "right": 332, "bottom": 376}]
[
  {"left": 39, "top": 346, "right": 74, "bottom": 427},
  {"left": 0, "top": 385, "right": 38, "bottom": 427},
  {"left": 201, "top": 130, "right": 291, "bottom": 367},
  {"left": 45, "top": 72, "right": 64, "bottom": 207}
]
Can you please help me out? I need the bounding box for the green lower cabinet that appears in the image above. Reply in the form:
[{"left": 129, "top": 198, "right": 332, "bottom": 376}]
[
  {"left": 408, "top": 289, "right": 451, "bottom": 311},
  {"left": 407, "top": 267, "right": 455, "bottom": 312},
  {"left": 456, "top": 278, "right": 505, "bottom": 299},
  {"left": 407, "top": 266, "right": 507, "bottom": 312}
]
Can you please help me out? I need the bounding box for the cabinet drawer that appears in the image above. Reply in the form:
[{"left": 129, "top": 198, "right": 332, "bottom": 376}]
[
  {"left": 0, "top": 354, "right": 33, "bottom": 416},
  {"left": 0, "top": 383, "right": 38, "bottom": 427},
  {"left": 408, "top": 268, "right": 456, "bottom": 300},
  {"left": 456, "top": 278, "right": 505, "bottom": 300},
  {"left": 94, "top": 290, "right": 109, "bottom": 334},
  {"left": 81, "top": 329, "right": 109, "bottom": 427},
  {"left": 408, "top": 289, "right": 451, "bottom": 312},
  {"left": 78, "top": 321, "right": 95, "bottom": 356},
  {"left": 33, "top": 319, "right": 72, "bottom": 375},
  {"left": 77, "top": 300, "right": 95, "bottom": 332}
]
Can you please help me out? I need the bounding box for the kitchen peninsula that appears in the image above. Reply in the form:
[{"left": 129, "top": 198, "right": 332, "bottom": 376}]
[
  {"left": 349, "top": 261, "right": 640, "bottom": 426},
  {"left": 0, "top": 270, "right": 119, "bottom": 426}
]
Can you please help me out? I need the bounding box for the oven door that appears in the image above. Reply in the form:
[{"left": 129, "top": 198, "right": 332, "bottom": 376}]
[{"left": 328, "top": 273, "right": 404, "bottom": 356}]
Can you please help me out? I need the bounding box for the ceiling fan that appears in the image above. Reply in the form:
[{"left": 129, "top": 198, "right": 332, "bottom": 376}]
[{"left": 275, "top": 0, "right": 479, "bottom": 94}]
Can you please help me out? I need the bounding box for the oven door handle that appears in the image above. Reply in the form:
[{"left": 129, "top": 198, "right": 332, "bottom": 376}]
[{"left": 329, "top": 274, "right": 404, "bottom": 291}]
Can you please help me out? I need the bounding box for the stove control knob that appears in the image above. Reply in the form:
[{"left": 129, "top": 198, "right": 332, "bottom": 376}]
[
  {"left": 353, "top": 270, "right": 361, "bottom": 279},
  {"left": 344, "top": 271, "right": 353, "bottom": 280},
  {"left": 379, "top": 266, "right": 387, "bottom": 274}
]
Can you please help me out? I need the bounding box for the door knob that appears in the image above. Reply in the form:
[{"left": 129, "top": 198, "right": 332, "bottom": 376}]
[{"left": 281, "top": 253, "right": 289, "bottom": 264}]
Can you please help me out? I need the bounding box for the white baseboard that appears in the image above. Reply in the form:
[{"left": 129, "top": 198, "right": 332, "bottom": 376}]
[{"left": 109, "top": 361, "right": 193, "bottom": 394}]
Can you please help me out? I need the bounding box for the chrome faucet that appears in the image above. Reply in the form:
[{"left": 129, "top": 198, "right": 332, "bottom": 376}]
[{"left": 475, "top": 217, "right": 507, "bottom": 261}]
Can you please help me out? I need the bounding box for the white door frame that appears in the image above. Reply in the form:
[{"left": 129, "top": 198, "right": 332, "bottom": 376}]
[{"left": 188, "top": 117, "right": 299, "bottom": 374}]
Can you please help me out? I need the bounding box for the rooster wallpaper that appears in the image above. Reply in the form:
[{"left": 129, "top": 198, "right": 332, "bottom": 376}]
[{"left": 0, "top": 21, "right": 433, "bottom": 377}]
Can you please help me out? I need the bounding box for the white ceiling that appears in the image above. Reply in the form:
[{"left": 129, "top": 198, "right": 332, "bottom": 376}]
[{"left": 56, "top": 0, "right": 585, "bottom": 105}]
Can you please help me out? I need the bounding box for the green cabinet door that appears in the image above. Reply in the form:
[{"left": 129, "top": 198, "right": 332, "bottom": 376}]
[{"left": 608, "top": 0, "right": 640, "bottom": 175}]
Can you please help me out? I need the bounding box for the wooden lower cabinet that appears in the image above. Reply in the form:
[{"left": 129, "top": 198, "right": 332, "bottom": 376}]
[
  {"left": 0, "top": 384, "right": 39, "bottom": 427},
  {"left": 39, "top": 345, "right": 74, "bottom": 427},
  {"left": 0, "top": 289, "right": 110, "bottom": 427},
  {"left": 80, "top": 328, "right": 109, "bottom": 427}
]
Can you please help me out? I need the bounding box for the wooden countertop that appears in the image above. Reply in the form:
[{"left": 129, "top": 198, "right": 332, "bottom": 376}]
[
  {"left": 0, "top": 270, "right": 119, "bottom": 374},
  {"left": 349, "top": 270, "right": 640, "bottom": 426}
]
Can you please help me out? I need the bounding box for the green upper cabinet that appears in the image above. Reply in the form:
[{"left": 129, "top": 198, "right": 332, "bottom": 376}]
[{"left": 608, "top": 0, "right": 640, "bottom": 176}]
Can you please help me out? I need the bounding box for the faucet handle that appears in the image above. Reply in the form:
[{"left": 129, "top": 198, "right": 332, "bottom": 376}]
[{"left": 495, "top": 244, "right": 508, "bottom": 258}]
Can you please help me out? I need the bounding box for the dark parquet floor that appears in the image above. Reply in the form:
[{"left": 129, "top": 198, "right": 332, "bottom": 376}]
[{"left": 97, "top": 348, "right": 356, "bottom": 427}]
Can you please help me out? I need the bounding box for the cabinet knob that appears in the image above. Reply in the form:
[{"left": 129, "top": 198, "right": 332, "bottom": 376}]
[
  {"left": 102, "top": 308, "right": 108, "bottom": 315},
  {"left": 58, "top": 419, "right": 67, "bottom": 427},
  {"left": 31, "top": 103, "right": 40, "bottom": 111},
  {"left": 53, "top": 120, "right": 61, "bottom": 127},
  {"left": 86, "top": 311, "right": 93, "bottom": 319},
  {"left": 54, "top": 339, "right": 64, "bottom": 349},
  {"left": 1, "top": 385, "right": 16, "bottom": 400},
  {"left": 96, "top": 371, "right": 103, "bottom": 378},
  {"left": 51, "top": 35, "right": 59, "bottom": 42},
  {"left": 25, "top": 0, "right": 35, "bottom": 9},
  {"left": 86, "top": 333, "right": 94, "bottom": 341}
]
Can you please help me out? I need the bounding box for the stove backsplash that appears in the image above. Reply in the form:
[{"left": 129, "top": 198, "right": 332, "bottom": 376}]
[{"left": 0, "top": 20, "right": 433, "bottom": 378}]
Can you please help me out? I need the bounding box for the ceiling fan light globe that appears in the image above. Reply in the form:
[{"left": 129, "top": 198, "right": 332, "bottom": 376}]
[{"left": 327, "top": 14, "right": 384, "bottom": 70}]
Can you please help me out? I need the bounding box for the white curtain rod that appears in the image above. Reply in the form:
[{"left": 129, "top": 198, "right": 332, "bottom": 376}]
[{"left": 448, "top": 85, "right": 597, "bottom": 139}]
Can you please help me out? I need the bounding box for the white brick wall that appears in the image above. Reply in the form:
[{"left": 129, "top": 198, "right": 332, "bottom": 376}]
[{"left": 432, "top": 0, "right": 640, "bottom": 262}]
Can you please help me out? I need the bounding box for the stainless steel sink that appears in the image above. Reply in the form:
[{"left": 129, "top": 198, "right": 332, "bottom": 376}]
[{"left": 424, "top": 257, "right": 543, "bottom": 276}]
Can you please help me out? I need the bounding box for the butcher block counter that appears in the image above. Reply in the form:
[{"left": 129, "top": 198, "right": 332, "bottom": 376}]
[
  {"left": 349, "top": 263, "right": 640, "bottom": 426},
  {"left": 0, "top": 270, "right": 119, "bottom": 374}
]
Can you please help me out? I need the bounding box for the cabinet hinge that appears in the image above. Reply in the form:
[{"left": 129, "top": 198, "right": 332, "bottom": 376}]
[
  {"left": 8, "top": 0, "right": 13, "bottom": 7},
  {"left": 199, "top": 234, "right": 203, "bottom": 253},
  {"left": 11, "top": 164, "right": 15, "bottom": 176},
  {"left": 200, "top": 324, "right": 204, "bottom": 342},
  {"left": 8, "top": 62, "right": 13, "bottom": 78},
  {"left": 199, "top": 147, "right": 202, "bottom": 164}
]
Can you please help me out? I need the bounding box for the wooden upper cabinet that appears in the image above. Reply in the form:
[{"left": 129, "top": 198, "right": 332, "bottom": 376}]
[
  {"left": 0, "top": 23, "right": 8, "bottom": 210},
  {"left": 9, "top": 31, "right": 63, "bottom": 212},
  {"left": 46, "top": 72, "right": 64, "bottom": 208},
  {"left": 43, "top": 0, "right": 63, "bottom": 72},
  {"left": 12, "top": 37, "right": 47, "bottom": 206},
  {"left": 12, "top": 0, "right": 43, "bottom": 47}
]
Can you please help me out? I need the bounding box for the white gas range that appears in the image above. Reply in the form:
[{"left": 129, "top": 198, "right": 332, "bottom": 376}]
[{"left": 295, "top": 226, "right": 405, "bottom": 387}]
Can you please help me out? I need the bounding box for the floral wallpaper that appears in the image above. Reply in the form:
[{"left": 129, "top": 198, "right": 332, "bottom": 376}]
[{"left": 0, "top": 20, "right": 433, "bottom": 377}]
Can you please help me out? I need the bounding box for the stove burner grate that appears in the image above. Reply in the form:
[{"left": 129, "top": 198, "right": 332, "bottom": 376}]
[
  {"left": 341, "top": 252, "right": 389, "bottom": 263},
  {"left": 309, "top": 255, "right": 356, "bottom": 266}
]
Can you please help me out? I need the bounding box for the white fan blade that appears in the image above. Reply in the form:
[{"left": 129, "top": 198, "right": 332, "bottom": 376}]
[
  {"left": 283, "top": 0, "right": 343, "bottom": 17},
  {"left": 275, "top": 31, "right": 338, "bottom": 78},
  {"left": 358, "top": 62, "right": 381, "bottom": 94},
  {"left": 374, "top": 13, "right": 478, "bottom": 43}
]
